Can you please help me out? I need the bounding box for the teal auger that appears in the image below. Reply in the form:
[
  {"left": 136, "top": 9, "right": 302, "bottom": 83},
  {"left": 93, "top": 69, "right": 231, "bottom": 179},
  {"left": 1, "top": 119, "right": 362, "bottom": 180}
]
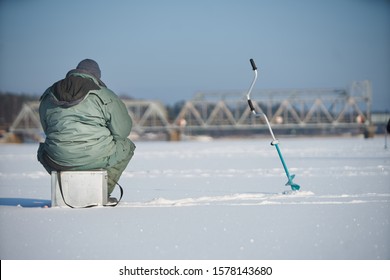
[{"left": 246, "top": 58, "right": 300, "bottom": 191}]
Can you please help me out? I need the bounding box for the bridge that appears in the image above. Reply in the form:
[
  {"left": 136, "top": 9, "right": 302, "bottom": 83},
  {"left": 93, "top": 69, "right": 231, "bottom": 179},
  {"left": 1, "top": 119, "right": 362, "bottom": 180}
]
[
  {"left": 8, "top": 80, "right": 374, "bottom": 142},
  {"left": 177, "top": 81, "right": 372, "bottom": 131}
]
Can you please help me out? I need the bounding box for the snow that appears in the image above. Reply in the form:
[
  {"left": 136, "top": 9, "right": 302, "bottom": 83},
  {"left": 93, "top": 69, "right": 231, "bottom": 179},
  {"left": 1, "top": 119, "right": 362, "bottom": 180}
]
[{"left": 0, "top": 136, "right": 389, "bottom": 260}]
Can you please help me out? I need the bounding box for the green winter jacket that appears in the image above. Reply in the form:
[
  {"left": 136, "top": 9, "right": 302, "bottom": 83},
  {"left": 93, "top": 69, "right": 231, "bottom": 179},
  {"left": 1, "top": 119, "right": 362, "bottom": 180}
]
[{"left": 39, "top": 71, "right": 134, "bottom": 169}]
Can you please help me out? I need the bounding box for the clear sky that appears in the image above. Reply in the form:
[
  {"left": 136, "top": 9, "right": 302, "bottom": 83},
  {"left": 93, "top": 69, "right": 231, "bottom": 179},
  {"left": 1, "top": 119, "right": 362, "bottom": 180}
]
[{"left": 0, "top": 0, "right": 389, "bottom": 111}]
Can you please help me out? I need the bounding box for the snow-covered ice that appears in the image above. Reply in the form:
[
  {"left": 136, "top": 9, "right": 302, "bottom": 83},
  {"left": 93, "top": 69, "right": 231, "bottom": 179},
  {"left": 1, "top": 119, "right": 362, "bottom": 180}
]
[{"left": 0, "top": 136, "right": 389, "bottom": 259}]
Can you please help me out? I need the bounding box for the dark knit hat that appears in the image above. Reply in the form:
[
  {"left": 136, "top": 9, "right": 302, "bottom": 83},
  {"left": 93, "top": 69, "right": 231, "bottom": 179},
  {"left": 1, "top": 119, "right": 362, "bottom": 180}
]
[{"left": 76, "top": 59, "right": 101, "bottom": 79}]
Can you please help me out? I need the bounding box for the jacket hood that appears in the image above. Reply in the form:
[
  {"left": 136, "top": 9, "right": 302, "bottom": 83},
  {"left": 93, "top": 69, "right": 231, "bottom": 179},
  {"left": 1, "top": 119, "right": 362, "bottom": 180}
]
[{"left": 50, "top": 73, "right": 101, "bottom": 107}]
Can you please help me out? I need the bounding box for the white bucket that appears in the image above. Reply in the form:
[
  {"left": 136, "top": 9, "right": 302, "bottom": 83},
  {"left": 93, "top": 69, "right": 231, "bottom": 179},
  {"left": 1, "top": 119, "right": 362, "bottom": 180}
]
[{"left": 51, "top": 170, "right": 108, "bottom": 208}]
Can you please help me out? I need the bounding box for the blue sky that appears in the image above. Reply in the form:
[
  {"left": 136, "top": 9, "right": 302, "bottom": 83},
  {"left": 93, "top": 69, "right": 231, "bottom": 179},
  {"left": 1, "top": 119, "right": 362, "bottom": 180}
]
[{"left": 0, "top": 0, "right": 389, "bottom": 111}]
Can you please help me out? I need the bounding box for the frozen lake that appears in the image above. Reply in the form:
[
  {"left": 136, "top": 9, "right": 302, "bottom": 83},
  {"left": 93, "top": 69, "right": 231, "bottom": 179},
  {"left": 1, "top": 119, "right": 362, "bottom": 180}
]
[{"left": 0, "top": 136, "right": 389, "bottom": 259}]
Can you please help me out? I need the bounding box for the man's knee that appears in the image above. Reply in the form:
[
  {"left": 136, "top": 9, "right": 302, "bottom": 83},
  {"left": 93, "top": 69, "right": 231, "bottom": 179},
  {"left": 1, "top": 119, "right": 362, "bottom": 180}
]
[
  {"left": 110, "top": 139, "right": 135, "bottom": 166},
  {"left": 37, "top": 143, "right": 52, "bottom": 174}
]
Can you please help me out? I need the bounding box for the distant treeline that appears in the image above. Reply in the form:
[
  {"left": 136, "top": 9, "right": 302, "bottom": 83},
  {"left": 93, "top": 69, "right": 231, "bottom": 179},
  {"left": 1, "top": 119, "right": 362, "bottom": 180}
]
[{"left": 0, "top": 92, "right": 39, "bottom": 131}]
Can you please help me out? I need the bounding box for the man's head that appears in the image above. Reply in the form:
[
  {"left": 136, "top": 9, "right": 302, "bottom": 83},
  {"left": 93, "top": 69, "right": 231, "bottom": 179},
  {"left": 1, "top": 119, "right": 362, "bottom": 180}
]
[{"left": 76, "top": 59, "right": 101, "bottom": 79}]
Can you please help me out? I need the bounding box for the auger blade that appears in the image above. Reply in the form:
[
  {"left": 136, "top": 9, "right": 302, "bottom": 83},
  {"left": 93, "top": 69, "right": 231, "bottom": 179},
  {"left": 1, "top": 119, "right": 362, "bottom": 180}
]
[{"left": 285, "top": 174, "right": 300, "bottom": 191}]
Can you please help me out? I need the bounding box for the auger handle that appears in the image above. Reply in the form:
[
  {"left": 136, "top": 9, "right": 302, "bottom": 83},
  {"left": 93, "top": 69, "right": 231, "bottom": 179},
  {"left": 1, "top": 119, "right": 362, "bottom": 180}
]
[
  {"left": 250, "top": 58, "right": 257, "bottom": 71},
  {"left": 247, "top": 58, "right": 258, "bottom": 112},
  {"left": 248, "top": 100, "right": 255, "bottom": 111}
]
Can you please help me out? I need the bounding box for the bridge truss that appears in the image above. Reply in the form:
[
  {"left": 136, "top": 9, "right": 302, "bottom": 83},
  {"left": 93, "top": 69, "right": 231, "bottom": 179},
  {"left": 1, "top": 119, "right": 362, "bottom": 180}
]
[
  {"left": 9, "top": 81, "right": 373, "bottom": 141},
  {"left": 175, "top": 81, "right": 372, "bottom": 135}
]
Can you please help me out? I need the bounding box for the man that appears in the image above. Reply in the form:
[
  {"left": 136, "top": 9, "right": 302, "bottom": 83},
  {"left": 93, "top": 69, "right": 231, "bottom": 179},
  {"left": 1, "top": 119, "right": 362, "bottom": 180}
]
[{"left": 37, "top": 59, "right": 135, "bottom": 197}]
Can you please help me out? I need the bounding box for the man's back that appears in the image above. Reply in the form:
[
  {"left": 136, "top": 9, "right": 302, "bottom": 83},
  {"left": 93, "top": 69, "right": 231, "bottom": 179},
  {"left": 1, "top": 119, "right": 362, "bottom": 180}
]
[{"left": 37, "top": 59, "right": 135, "bottom": 194}]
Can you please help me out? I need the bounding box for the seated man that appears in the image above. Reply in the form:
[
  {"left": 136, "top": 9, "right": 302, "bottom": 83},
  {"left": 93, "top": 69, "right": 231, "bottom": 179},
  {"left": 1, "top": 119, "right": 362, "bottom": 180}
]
[{"left": 37, "top": 59, "right": 135, "bottom": 197}]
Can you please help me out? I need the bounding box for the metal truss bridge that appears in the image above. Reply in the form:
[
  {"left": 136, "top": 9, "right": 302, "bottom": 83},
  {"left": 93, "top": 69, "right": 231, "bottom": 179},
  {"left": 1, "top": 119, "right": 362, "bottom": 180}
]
[{"left": 9, "top": 81, "right": 374, "bottom": 141}]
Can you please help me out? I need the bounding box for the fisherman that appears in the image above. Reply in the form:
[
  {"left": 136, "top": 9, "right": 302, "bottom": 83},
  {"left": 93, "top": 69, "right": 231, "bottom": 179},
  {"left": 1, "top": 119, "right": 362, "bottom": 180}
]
[{"left": 37, "top": 59, "right": 135, "bottom": 198}]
